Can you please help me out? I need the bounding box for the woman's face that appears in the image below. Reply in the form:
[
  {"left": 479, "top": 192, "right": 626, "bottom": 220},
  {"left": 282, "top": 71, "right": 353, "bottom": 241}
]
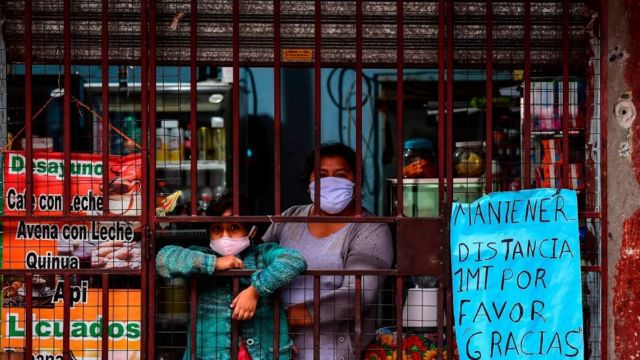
[
  {"left": 209, "top": 208, "right": 249, "bottom": 241},
  {"left": 309, "top": 155, "right": 355, "bottom": 182}
]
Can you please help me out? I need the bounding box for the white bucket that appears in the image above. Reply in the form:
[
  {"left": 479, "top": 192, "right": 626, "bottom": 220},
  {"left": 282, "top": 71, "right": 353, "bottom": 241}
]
[{"left": 402, "top": 287, "right": 440, "bottom": 327}]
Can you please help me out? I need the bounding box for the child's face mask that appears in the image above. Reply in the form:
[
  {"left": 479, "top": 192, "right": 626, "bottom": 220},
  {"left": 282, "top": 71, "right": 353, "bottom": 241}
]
[{"left": 209, "top": 225, "right": 256, "bottom": 256}]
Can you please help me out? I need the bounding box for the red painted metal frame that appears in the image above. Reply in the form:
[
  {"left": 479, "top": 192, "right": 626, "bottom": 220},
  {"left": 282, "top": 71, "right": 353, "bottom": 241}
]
[
  {"left": 148, "top": 0, "right": 158, "bottom": 358},
  {"left": 561, "top": 0, "right": 570, "bottom": 187},
  {"left": 190, "top": 0, "right": 199, "bottom": 216},
  {"left": 102, "top": 274, "right": 110, "bottom": 360},
  {"left": 20, "top": 0, "right": 34, "bottom": 351},
  {"left": 232, "top": 0, "right": 241, "bottom": 215},
  {"left": 437, "top": 0, "right": 445, "bottom": 216},
  {"left": 273, "top": 291, "right": 281, "bottom": 359},
  {"left": 63, "top": 0, "right": 71, "bottom": 218},
  {"left": 25, "top": 274, "right": 33, "bottom": 355},
  {"left": 485, "top": 0, "right": 493, "bottom": 194},
  {"left": 63, "top": 274, "right": 71, "bottom": 359},
  {"left": 9, "top": 0, "right": 610, "bottom": 358},
  {"left": 445, "top": 0, "right": 455, "bottom": 350},
  {"left": 231, "top": 278, "right": 240, "bottom": 359},
  {"left": 355, "top": 0, "right": 363, "bottom": 216},
  {"left": 100, "top": 2, "right": 111, "bottom": 358},
  {"left": 139, "top": 0, "right": 150, "bottom": 357},
  {"left": 436, "top": 2, "right": 446, "bottom": 357},
  {"left": 24, "top": 0, "right": 34, "bottom": 218},
  {"left": 313, "top": 275, "right": 321, "bottom": 360},
  {"left": 274, "top": 0, "right": 282, "bottom": 215},
  {"left": 523, "top": 0, "right": 532, "bottom": 189},
  {"left": 313, "top": 0, "right": 322, "bottom": 216},
  {"left": 599, "top": 0, "right": 609, "bottom": 357},
  {"left": 354, "top": 276, "right": 363, "bottom": 356},
  {"left": 190, "top": 278, "right": 198, "bottom": 360},
  {"left": 395, "top": 276, "right": 404, "bottom": 359},
  {"left": 395, "top": 0, "right": 404, "bottom": 217},
  {"left": 62, "top": 3, "right": 72, "bottom": 357},
  {"left": 102, "top": 0, "right": 110, "bottom": 216}
]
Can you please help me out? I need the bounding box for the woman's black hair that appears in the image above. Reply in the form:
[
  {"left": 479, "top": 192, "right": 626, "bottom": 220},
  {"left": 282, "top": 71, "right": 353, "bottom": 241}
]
[{"left": 302, "top": 142, "right": 362, "bottom": 184}]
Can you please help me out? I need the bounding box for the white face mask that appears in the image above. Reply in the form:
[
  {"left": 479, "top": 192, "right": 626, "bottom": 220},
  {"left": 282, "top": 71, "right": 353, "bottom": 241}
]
[
  {"left": 309, "top": 177, "right": 355, "bottom": 214},
  {"left": 209, "top": 226, "right": 255, "bottom": 256}
]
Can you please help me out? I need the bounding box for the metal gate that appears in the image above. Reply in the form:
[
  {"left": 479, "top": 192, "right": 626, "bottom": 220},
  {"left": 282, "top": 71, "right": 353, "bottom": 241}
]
[{"left": 0, "top": 0, "right": 607, "bottom": 359}]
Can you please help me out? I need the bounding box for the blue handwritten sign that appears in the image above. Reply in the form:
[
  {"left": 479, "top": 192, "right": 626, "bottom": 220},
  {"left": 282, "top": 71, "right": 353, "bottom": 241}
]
[{"left": 450, "top": 189, "right": 583, "bottom": 360}]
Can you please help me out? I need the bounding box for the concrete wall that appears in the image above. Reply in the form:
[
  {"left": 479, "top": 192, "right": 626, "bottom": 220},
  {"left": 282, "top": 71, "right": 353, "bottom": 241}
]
[{"left": 608, "top": 0, "right": 640, "bottom": 358}]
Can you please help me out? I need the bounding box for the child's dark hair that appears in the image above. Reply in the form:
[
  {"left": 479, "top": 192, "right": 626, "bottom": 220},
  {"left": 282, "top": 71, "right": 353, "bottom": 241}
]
[
  {"left": 302, "top": 142, "right": 362, "bottom": 184},
  {"left": 206, "top": 191, "right": 258, "bottom": 237},
  {"left": 206, "top": 191, "right": 250, "bottom": 217}
]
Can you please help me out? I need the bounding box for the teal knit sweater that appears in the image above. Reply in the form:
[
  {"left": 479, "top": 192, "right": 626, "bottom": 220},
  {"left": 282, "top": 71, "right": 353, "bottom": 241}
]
[{"left": 156, "top": 243, "right": 307, "bottom": 360}]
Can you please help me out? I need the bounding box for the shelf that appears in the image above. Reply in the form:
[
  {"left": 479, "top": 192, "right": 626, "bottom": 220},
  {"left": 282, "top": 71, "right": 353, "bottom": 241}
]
[
  {"left": 530, "top": 129, "right": 584, "bottom": 137},
  {"left": 156, "top": 160, "right": 226, "bottom": 171},
  {"left": 387, "top": 177, "right": 483, "bottom": 185}
]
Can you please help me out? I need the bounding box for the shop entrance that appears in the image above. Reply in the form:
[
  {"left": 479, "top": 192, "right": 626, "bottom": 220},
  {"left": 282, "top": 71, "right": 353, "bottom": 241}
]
[{"left": 0, "top": 0, "right": 607, "bottom": 359}]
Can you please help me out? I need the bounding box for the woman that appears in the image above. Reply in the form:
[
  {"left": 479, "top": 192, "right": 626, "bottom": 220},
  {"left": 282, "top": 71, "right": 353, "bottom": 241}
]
[
  {"left": 262, "top": 143, "right": 394, "bottom": 360},
  {"left": 156, "top": 192, "right": 307, "bottom": 360}
]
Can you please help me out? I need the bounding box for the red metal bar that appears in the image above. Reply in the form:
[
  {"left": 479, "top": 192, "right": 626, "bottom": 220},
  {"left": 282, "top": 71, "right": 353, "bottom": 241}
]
[
  {"left": 139, "top": 0, "right": 150, "bottom": 356},
  {"left": 580, "top": 211, "right": 601, "bottom": 219},
  {"left": 313, "top": 275, "right": 321, "bottom": 360},
  {"left": 438, "top": 0, "right": 445, "bottom": 215},
  {"left": 102, "top": 274, "right": 110, "bottom": 360},
  {"left": 313, "top": 0, "right": 321, "bottom": 216},
  {"left": 25, "top": 273, "right": 33, "bottom": 356},
  {"left": 561, "top": 0, "right": 570, "bottom": 187},
  {"left": 355, "top": 0, "right": 363, "bottom": 215},
  {"left": 0, "top": 214, "right": 151, "bottom": 222},
  {"left": 193, "top": 269, "right": 400, "bottom": 277},
  {"left": 395, "top": 276, "right": 404, "bottom": 359},
  {"left": 395, "top": 0, "right": 404, "bottom": 217},
  {"left": 446, "top": 0, "right": 454, "bottom": 204},
  {"left": 190, "top": 0, "right": 198, "bottom": 216},
  {"left": 101, "top": 0, "right": 110, "bottom": 215},
  {"left": 445, "top": 0, "right": 456, "bottom": 352},
  {"left": 445, "top": 286, "right": 454, "bottom": 359},
  {"left": 354, "top": 276, "right": 363, "bottom": 357},
  {"left": 582, "top": 265, "right": 602, "bottom": 273},
  {"left": 273, "top": 291, "right": 281, "bottom": 359},
  {"left": 63, "top": 273, "right": 71, "bottom": 359},
  {"left": 232, "top": 0, "right": 240, "bottom": 214},
  {"left": 24, "top": 0, "right": 33, "bottom": 217},
  {"left": 523, "top": 0, "right": 531, "bottom": 189},
  {"left": 599, "top": 0, "right": 608, "bottom": 357},
  {"left": 273, "top": 0, "right": 282, "bottom": 215},
  {"left": 436, "top": 277, "right": 444, "bottom": 360},
  {"left": 148, "top": 0, "right": 158, "bottom": 358},
  {"left": 485, "top": 0, "right": 493, "bottom": 194},
  {"left": 0, "top": 269, "right": 140, "bottom": 275},
  {"left": 155, "top": 215, "right": 397, "bottom": 224},
  {"left": 190, "top": 278, "right": 198, "bottom": 360},
  {"left": 231, "top": 278, "right": 240, "bottom": 359},
  {"left": 63, "top": 0, "right": 71, "bottom": 216}
]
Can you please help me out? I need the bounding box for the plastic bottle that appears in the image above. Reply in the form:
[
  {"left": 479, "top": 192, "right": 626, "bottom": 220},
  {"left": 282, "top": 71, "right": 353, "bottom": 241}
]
[
  {"left": 211, "top": 117, "right": 225, "bottom": 161},
  {"left": 122, "top": 116, "right": 138, "bottom": 154},
  {"left": 156, "top": 127, "right": 168, "bottom": 161},
  {"left": 168, "top": 126, "right": 184, "bottom": 161}
]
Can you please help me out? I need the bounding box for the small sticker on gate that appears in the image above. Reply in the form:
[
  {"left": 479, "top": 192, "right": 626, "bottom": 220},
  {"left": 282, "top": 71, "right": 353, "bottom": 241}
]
[{"left": 282, "top": 49, "right": 314, "bottom": 62}]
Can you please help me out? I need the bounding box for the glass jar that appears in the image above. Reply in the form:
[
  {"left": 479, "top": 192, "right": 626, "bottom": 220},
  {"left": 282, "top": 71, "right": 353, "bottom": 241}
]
[
  {"left": 403, "top": 138, "right": 437, "bottom": 178},
  {"left": 454, "top": 141, "right": 486, "bottom": 177}
]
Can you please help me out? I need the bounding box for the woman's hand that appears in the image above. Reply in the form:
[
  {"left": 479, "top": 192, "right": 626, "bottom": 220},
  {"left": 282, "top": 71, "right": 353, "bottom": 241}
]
[
  {"left": 215, "top": 255, "right": 244, "bottom": 271},
  {"left": 231, "top": 286, "right": 259, "bottom": 321},
  {"left": 286, "top": 304, "right": 313, "bottom": 328}
]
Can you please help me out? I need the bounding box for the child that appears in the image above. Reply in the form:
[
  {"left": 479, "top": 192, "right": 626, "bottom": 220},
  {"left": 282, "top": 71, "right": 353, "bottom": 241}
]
[{"left": 156, "top": 192, "right": 307, "bottom": 360}]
